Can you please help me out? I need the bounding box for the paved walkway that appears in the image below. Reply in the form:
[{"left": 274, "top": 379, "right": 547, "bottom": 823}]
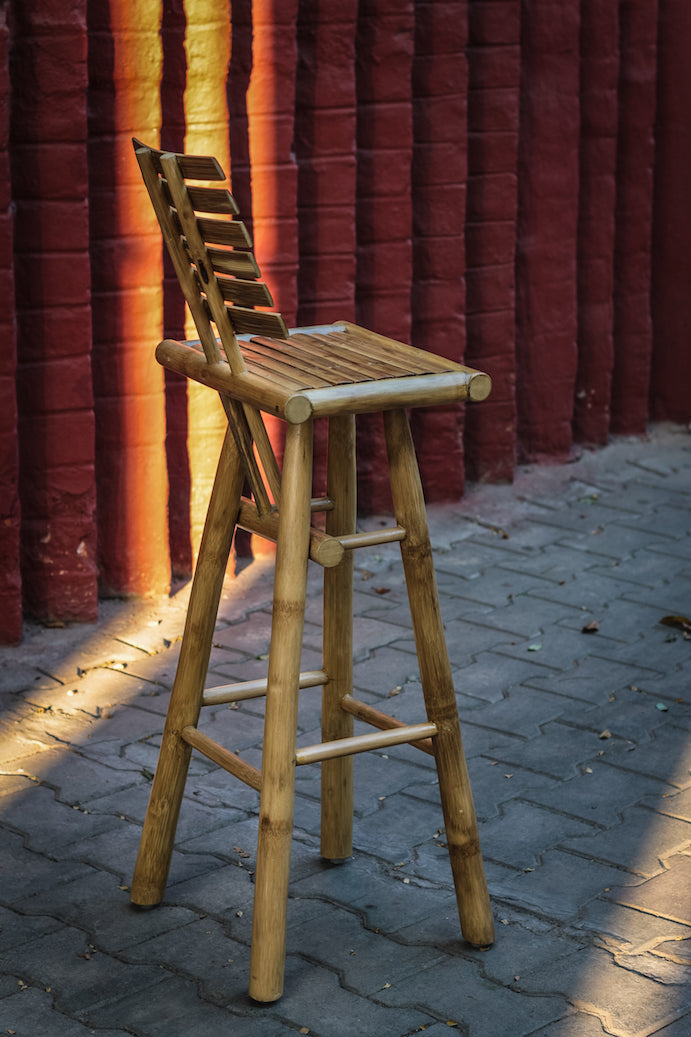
[{"left": 1, "top": 425, "right": 690, "bottom": 1037}]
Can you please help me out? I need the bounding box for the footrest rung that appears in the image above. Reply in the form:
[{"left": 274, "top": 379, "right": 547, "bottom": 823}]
[
  {"left": 237, "top": 498, "right": 343, "bottom": 567},
  {"left": 203, "top": 669, "right": 328, "bottom": 706},
  {"left": 338, "top": 526, "right": 406, "bottom": 551},
  {"left": 340, "top": 694, "right": 436, "bottom": 755},
  {"left": 181, "top": 726, "right": 262, "bottom": 790},
  {"left": 295, "top": 721, "right": 437, "bottom": 766}
]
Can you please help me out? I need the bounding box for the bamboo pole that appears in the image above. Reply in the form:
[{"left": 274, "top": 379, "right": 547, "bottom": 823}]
[
  {"left": 295, "top": 723, "right": 437, "bottom": 765},
  {"left": 249, "top": 419, "right": 313, "bottom": 1003},
  {"left": 181, "top": 726, "right": 262, "bottom": 791},
  {"left": 130, "top": 427, "right": 244, "bottom": 905},
  {"left": 383, "top": 408, "right": 495, "bottom": 949},
  {"left": 320, "top": 414, "right": 357, "bottom": 861}
]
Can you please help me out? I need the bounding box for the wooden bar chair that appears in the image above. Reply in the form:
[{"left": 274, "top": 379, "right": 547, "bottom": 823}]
[{"left": 130, "top": 139, "right": 495, "bottom": 1002}]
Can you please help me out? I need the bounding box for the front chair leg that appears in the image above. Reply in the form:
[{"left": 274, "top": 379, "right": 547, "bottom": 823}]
[
  {"left": 131, "top": 426, "right": 245, "bottom": 907},
  {"left": 383, "top": 408, "right": 495, "bottom": 948},
  {"left": 249, "top": 419, "right": 314, "bottom": 1003}
]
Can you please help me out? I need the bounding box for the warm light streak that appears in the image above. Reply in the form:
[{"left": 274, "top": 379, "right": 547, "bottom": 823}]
[
  {"left": 104, "top": 0, "right": 170, "bottom": 594},
  {"left": 183, "top": 0, "right": 233, "bottom": 561}
]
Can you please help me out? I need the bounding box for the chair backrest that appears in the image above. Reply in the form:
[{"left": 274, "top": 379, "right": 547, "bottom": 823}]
[
  {"left": 132, "top": 139, "right": 288, "bottom": 375},
  {"left": 133, "top": 139, "right": 285, "bottom": 512}
]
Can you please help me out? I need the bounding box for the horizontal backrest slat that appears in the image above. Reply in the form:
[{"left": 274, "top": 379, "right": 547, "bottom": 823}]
[
  {"left": 207, "top": 246, "right": 260, "bottom": 279},
  {"left": 224, "top": 306, "right": 288, "bottom": 338},
  {"left": 197, "top": 216, "right": 252, "bottom": 248},
  {"left": 133, "top": 139, "right": 226, "bottom": 181},
  {"left": 186, "top": 185, "right": 239, "bottom": 214},
  {"left": 216, "top": 275, "right": 274, "bottom": 308}
]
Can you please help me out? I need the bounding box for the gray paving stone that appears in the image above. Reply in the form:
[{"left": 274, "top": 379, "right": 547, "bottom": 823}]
[
  {"left": 524, "top": 1016, "right": 610, "bottom": 1036},
  {"left": 377, "top": 955, "right": 566, "bottom": 1037},
  {"left": 0, "top": 830, "right": 94, "bottom": 905},
  {"left": 491, "top": 849, "right": 638, "bottom": 923},
  {"left": 604, "top": 725, "right": 691, "bottom": 789},
  {"left": 524, "top": 653, "right": 663, "bottom": 705},
  {"left": 576, "top": 900, "right": 688, "bottom": 954},
  {"left": 0, "top": 783, "right": 123, "bottom": 853},
  {"left": 559, "top": 806, "right": 691, "bottom": 876},
  {"left": 85, "top": 975, "right": 284, "bottom": 1036},
  {"left": 2, "top": 924, "right": 166, "bottom": 1015},
  {"left": 0, "top": 906, "right": 63, "bottom": 951},
  {"left": 648, "top": 1011, "right": 691, "bottom": 1036},
  {"left": 604, "top": 854, "right": 691, "bottom": 926},
  {"left": 551, "top": 683, "right": 677, "bottom": 744},
  {"left": 523, "top": 759, "right": 670, "bottom": 826},
  {"left": 483, "top": 721, "right": 617, "bottom": 781},
  {"left": 476, "top": 800, "right": 597, "bottom": 871},
  {"left": 453, "top": 651, "right": 559, "bottom": 704},
  {"left": 518, "top": 944, "right": 691, "bottom": 1036},
  {"left": 0, "top": 988, "right": 134, "bottom": 1037},
  {"left": 288, "top": 903, "right": 446, "bottom": 997}
]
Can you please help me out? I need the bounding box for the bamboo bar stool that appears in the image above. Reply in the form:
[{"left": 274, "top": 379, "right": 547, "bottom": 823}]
[{"left": 131, "top": 139, "right": 495, "bottom": 1002}]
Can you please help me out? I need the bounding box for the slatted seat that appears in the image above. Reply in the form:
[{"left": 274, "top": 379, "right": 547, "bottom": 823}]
[{"left": 130, "top": 139, "right": 495, "bottom": 1002}]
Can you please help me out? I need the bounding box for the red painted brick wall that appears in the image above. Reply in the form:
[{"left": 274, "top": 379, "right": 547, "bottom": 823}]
[
  {"left": 0, "top": 5, "right": 21, "bottom": 644},
  {"left": 355, "top": 0, "right": 415, "bottom": 513},
  {"left": 651, "top": 0, "right": 691, "bottom": 421},
  {"left": 2, "top": 0, "right": 690, "bottom": 640},
  {"left": 515, "top": 1, "right": 581, "bottom": 462},
  {"left": 464, "top": 0, "right": 520, "bottom": 482},
  {"left": 611, "top": 0, "right": 659, "bottom": 435},
  {"left": 573, "top": 0, "right": 619, "bottom": 446},
  {"left": 410, "top": 0, "right": 468, "bottom": 501},
  {"left": 10, "top": 0, "right": 98, "bottom": 632}
]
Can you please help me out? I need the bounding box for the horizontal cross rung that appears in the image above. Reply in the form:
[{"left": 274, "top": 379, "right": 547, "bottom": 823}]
[
  {"left": 338, "top": 526, "right": 406, "bottom": 551},
  {"left": 181, "top": 726, "right": 262, "bottom": 791},
  {"left": 340, "top": 695, "right": 436, "bottom": 755},
  {"left": 236, "top": 499, "right": 343, "bottom": 567},
  {"left": 294, "top": 722, "right": 438, "bottom": 767},
  {"left": 203, "top": 669, "right": 328, "bottom": 706}
]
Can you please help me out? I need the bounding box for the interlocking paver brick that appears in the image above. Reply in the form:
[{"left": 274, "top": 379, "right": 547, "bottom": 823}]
[
  {"left": 518, "top": 944, "right": 691, "bottom": 1036},
  {"left": 491, "top": 849, "right": 638, "bottom": 923},
  {"left": 604, "top": 854, "right": 691, "bottom": 926},
  {"left": 378, "top": 955, "right": 567, "bottom": 1037}
]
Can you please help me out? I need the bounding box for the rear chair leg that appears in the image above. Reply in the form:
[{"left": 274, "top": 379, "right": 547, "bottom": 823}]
[
  {"left": 249, "top": 420, "right": 314, "bottom": 1003},
  {"left": 383, "top": 409, "right": 495, "bottom": 948},
  {"left": 131, "top": 427, "right": 244, "bottom": 907},
  {"left": 321, "top": 414, "right": 356, "bottom": 862}
]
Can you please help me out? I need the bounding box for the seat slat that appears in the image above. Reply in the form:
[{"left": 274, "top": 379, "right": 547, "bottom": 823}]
[
  {"left": 248, "top": 335, "right": 367, "bottom": 385},
  {"left": 241, "top": 340, "right": 332, "bottom": 387},
  {"left": 338, "top": 322, "right": 459, "bottom": 373},
  {"left": 290, "top": 331, "right": 419, "bottom": 381},
  {"left": 327, "top": 330, "right": 454, "bottom": 376}
]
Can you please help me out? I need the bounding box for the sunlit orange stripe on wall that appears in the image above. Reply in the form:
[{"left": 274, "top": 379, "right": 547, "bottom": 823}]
[
  {"left": 94, "top": 0, "right": 171, "bottom": 596},
  {"left": 246, "top": 0, "right": 300, "bottom": 547},
  {"left": 182, "top": 0, "right": 232, "bottom": 564}
]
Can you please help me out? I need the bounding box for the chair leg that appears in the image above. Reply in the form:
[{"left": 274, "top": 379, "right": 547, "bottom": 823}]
[
  {"left": 249, "top": 419, "right": 314, "bottom": 1003},
  {"left": 131, "top": 427, "right": 244, "bottom": 907},
  {"left": 383, "top": 409, "right": 495, "bottom": 948},
  {"left": 321, "top": 414, "right": 356, "bottom": 861}
]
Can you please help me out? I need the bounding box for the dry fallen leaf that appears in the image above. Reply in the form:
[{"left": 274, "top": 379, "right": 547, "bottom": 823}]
[
  {"left": 582, "top": 620, "right": 600, "bottom": 634},
  {"left": 599, "top": 729, "right": 612, "bottom": 740},
  {"left": 660, "top": 615, "right": 691, "bottom": 639}
]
